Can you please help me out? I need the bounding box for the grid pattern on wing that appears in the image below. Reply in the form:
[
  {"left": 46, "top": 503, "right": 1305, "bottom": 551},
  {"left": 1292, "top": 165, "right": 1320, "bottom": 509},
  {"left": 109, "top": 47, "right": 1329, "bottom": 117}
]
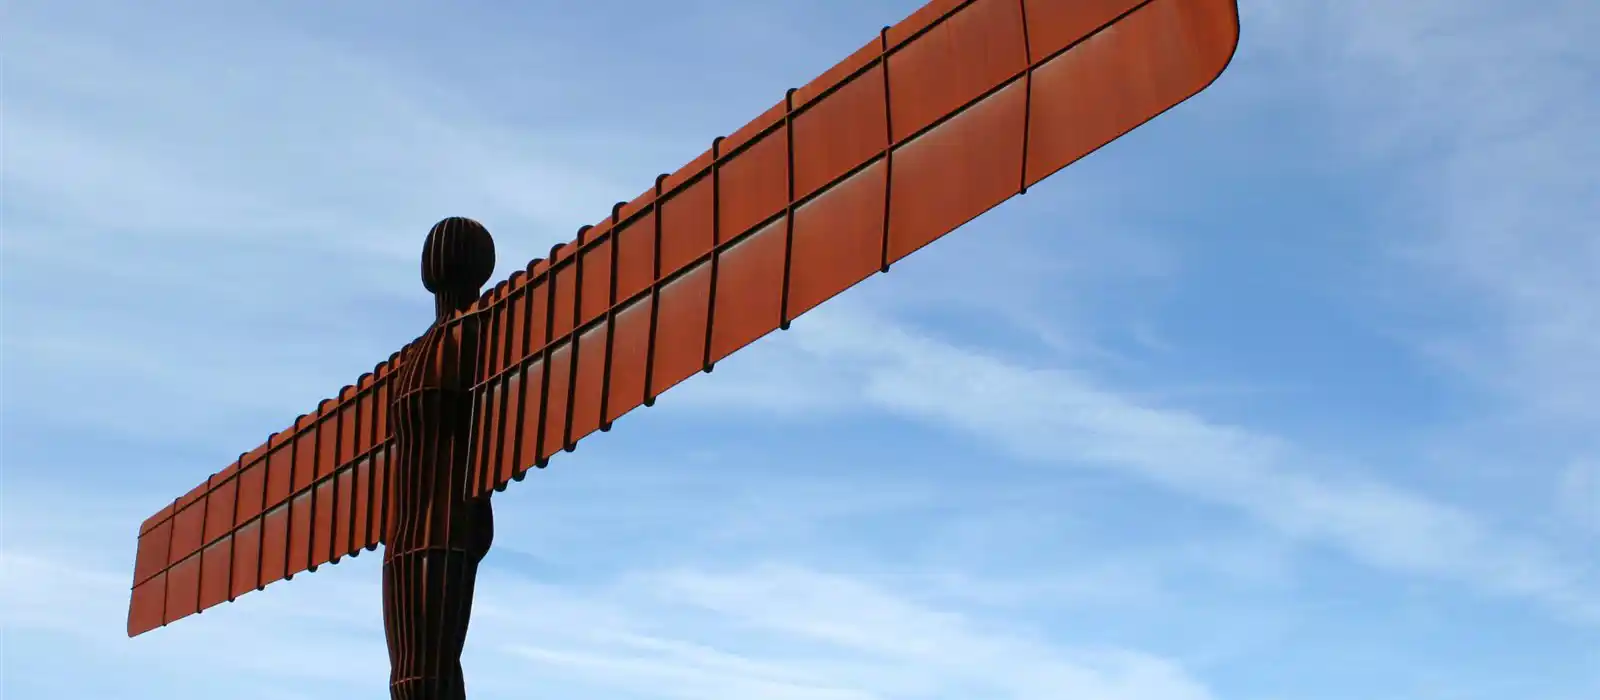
[
  {"left": 125, "top": 0, "right": 1241, "bottom": 638},
  {"left": 461, "top": 0, "right": 1240, "bottom": 496},
  {"left": 128, "top": 352, "right": 405, "bottom": 636}
]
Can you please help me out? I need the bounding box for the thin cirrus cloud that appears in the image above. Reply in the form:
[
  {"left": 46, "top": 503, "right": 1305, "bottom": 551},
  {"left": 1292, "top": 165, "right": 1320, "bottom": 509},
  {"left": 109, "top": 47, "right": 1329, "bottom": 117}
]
[{"left": 4, "top": 0, "right": 1598, "bottom": 699}]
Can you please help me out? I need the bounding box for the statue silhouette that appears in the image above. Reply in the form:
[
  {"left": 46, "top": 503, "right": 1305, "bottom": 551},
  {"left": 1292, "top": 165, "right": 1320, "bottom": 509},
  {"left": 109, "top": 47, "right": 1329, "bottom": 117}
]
[{"left": 382, "top": 217, "right": 497, "bottom": 699}]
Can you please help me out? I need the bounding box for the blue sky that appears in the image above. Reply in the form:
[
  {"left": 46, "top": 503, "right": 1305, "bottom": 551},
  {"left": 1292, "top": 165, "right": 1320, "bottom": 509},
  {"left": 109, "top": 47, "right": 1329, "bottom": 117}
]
[{"left": 3, "top": 0, "right": 1596, "bottom": 698}]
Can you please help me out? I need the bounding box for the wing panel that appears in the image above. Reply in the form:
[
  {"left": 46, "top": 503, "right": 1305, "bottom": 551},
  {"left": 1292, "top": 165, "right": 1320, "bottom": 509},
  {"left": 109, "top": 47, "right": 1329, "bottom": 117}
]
[
  {"left": 258, "top": 503, "right": 289, "bottom": 587},
  {"left": 311, "top": 478, "right": 337, "bottom": 570},
  {"left": 709, "top": 218, "right": 788, "bottom": 363},
  {"left": 163, "top": 553, "right": 200, "bottom": 622},
  {"left": 198, "top": 537, "right": 233, "bottom": 611},
  {"left": 569, "top": 323, "right": 609, "bottom": 445},
  {"left": 229, "top": 519, "right": 261, "bottom": 600},
  {"left": 551, "top": 260, "right": 578, "bottom": 340},
  {"left": 203, "top": 475, "right": 238, "bottom": 543},
  {"left": 494, "top": 371, "right": 526, "bottom": 485},
  {"left": 605, "top": 297, "right": 652, "bottom": 425},
  {"left": 613, "top": 212, "right": 657, "bottom": 304},
  {"left": 648, "top": 262, "right": 712, "bottom": 399},
  {"left": 717, "top": 127, "right": 789, "bottom": 244},
  {"left": 265, "top": 436, "right": 294, "bottom": 507},
  {"left": 887, "top": 0, "right": 1027, "bottom": 142},
  {"left": 291, "top": 417, "right": 319, "bottom": 493},
  {"left": 515, "top": 359, "right": 546, "bottom": 478},
  {"left": 579, "top": 235, "right": 614, "bottom": 327},
  {"left": 477, "top": 372, "right": 507, "bottom": 496},
  {"left": 338, "top": 388, "right": 360, "bottom": 465},
  {"left": 792, "top": 64, "right": 888, "bottom": 199},
  {"left": 540, "top": 343, "right": 573, "bottom": 460},
  {"left": 132, "top": 518, "right": 172, "bottom": 586},
  {"left": 659, "top": 178, "right": 715, "bottom": 279},
  {"left": 1024, "top": 0, "right": 1239, "bottom": 185},
  {"left": 169, "top": 498, "right": 206, "bottom": 569},
  {"left": 350, "top": 456, "right": 374, "bottom": 552},
  {"left": 127, "top": 573, "right": 166, "bottom": 636},
  {"left": 1022, "top": 0, "right": 1143, "bottom": 59},
  {"left": 788, "top": 161, "right": 888, "bottom": 318},
  {"left": 370, "top": 446, "right": 392, "bottom": 549},
  {"left": 887, "top": 79, "right": 1028, "bottom": 263}
]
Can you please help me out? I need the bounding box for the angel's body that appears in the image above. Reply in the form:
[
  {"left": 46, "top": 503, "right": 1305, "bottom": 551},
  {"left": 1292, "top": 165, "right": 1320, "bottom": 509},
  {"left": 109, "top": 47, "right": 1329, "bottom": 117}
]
[{"left": 381, "top": 218, "right": 497, "bottom": 700}]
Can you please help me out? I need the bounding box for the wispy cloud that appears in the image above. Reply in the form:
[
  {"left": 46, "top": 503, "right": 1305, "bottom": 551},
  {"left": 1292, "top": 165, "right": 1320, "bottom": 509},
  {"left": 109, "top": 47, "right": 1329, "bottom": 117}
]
[
  {"left": 670, "top": 304, "right": 1600, "bottom": 623},
  {"left": 1241, "top": 0, "right": 1600, "bottom": 427},
  {"left": 6, "top": 0, "right": 1599, "bottom": 699}
]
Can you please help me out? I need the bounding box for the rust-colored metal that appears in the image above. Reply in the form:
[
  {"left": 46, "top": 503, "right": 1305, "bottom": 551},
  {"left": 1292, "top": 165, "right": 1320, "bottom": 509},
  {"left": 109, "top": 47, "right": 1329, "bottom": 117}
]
[
  {"left": 382, "top": 217, "right": 497, "bottom": 698},
  {"left": 128, "top": 0, "right": 1241, "bottom": 693}
]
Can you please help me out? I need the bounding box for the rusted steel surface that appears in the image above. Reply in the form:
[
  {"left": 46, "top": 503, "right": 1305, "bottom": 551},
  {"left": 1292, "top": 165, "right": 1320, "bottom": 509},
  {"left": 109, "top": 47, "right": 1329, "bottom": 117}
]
[
  {"left": 129, "top": 364, "right": 400, "bottom": 635},
  {"left": 129, "top": 0, "right": 1240, "bottom": 641},
  {"left": 458, "top": 0, "right": 1240, "bottom": 497},
  {"left": 384, "top": 218, "right": 497, "bottom": 698}
]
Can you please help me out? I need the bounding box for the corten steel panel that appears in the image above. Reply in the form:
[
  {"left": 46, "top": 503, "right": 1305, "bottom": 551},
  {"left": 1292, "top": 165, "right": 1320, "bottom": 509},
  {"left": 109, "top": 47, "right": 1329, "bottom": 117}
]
[
  {"left": 493, "top": 373, "right": 525, "bottom": 486},
  {"left": 129, "top": 0, "right": 1239, "bottom": 636},
  {"left": 789, "top": 161, "right": 889, "bottom": 317},
  {"left": 132, "top": 518, "right": 171, "bottom": 585},
  {"left": 355, "top": 376, "right": 379, "bottom": 456},
  {"left": 316, "top": 406, "right": 340, "bottom": 481},
  {"left": 198, "top": 538, "right": 233, "bottom": 611},
  {"left": 506, "top": 282, "right": 529, "bottom": 371},
  {"left": 515, "top": 359, "right": 546, "bottom": 477},
  {"left": 169, "top": 500, "right": 205, "bottom": 567},
  {"left": 888, "top": 80, "right": 1028, "bottom": 262},
  {"left": 614, "top": 213, "right": 657, "bottom": 303},
  {"left": 605, "top": 298, "right": 652, "bottom": 425},
  {"left": 311, "top": 478, "right": 337, "bottom": 570},
  {"left": 569, "top": 323, "right": 609, "bottom": 445},
  {"left": 492, "top": 372, "right": 524, "bottom": 485},
  {"left": 476, "top": 376, "right": 506, "bottom": 496},
  {"left": 292, "top": 417, "right": 319, "bottom": 493},
  {"left": 127, "top": 574, "right": 165, "bottom": 636},
  {"left": 229, "top": 519, "right": 261, "bottom": 600},
  {"left": 718, "top": 128, "right": 790, "bottom": 244},
  {"left": 709, "top": 218, "right": 788, "bottom": 363},
  {"left": 258, "top": 504, "right": 289, "bottom": 589},
  {"left": 1024, "top": 0, "right": 1142, "bottom": 58},
  {"left": 887, "top": 0, "right": 1028, "bottom": 142},
  {"left": 203, "top": 474, "right": 238, "bottom": 543},
  {"left": 370, "top": 425, "right": 391, "bottom": 546},
  {"left": 164, "top": 554, "right": 200, "bottom": 623},
  {"left": 333, "top": 467, "right": 356, "bottom": 561},
  {"left": 650, "top": 262, "right": 713, "bottom": 398},
  {"left": 337, "top": 387, "right": 359, "bottom": 464},
  {"left": 793, "top": 39, "right": 880, "bottom": 106},
  {"left": 541, "top": 344, "right": 573, "bottom": 461},
  {"left": 265, "top": 437, "right": 294, "bottom": 506},
  {"left": 659, "top": 178, "right": 715, "bottom": 278},
  {"left": 286, "top": 491, "right": 314, "bottom": 579},
  {"left": 579, "top": 236, "right": 614, "bottom": 326},
  {"left": 234, "top": 460, "right": 266, "bottom": 528},
  {"left": 1024, "top": 0, "right": 1239, "bottom": 185},
  {"left": 793, "top": 64, "right": 888, "bottom": 199},
  {"left": 350, "top": 458, "right": 373, "bottom": 553},
  {"left": 138, "top": 502, "right": 175, "bottom": 538},
  {"left": 551, "top": 260, "right": 577, "bottom": 339}
]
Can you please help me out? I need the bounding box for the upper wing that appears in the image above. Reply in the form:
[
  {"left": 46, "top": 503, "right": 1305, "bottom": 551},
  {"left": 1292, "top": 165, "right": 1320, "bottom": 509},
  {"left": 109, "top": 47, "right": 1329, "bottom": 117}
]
[
  {"left": 128, "top": 349, "right": 404, "bottom": 636},
  {"left": 458, "top": 0, "right": 1242, "bottom": 495}
]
